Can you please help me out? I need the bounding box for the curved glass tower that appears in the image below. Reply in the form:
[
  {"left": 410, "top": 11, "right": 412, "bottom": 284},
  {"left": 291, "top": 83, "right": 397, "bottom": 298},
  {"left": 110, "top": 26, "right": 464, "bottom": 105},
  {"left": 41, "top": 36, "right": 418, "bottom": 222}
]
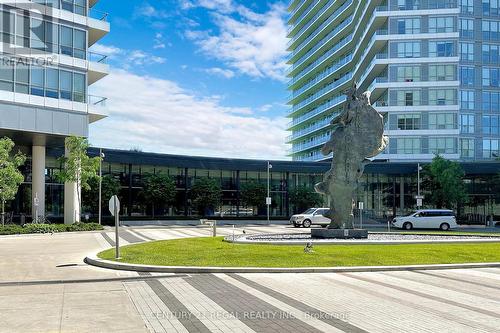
[{"left": 287, "top": 0, "right": 500, "bottom": 162}]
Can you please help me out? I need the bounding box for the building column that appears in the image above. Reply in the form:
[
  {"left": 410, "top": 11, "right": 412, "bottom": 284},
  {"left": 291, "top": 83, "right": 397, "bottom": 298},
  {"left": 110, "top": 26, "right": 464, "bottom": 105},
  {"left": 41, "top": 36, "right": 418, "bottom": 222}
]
[
  {"left": 32, "top": 145, "right": 46, "bottom": 221},
  {"left": 64, "top": 148, "right": 80, "bottom": 225}
]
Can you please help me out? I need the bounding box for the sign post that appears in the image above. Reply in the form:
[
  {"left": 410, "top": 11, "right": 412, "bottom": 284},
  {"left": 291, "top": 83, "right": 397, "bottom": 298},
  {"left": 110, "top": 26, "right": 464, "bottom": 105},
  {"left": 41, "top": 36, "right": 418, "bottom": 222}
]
[{"left": 109, "top": 195, "right": 120, "bottom": 259}]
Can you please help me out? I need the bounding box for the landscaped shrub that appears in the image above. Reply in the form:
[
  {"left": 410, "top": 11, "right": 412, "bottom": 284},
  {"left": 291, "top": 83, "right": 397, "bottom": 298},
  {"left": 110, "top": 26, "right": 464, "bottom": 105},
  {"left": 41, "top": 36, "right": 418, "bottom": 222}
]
[{"left": 0, "top": 223, "right": 103, "bottom": 235}]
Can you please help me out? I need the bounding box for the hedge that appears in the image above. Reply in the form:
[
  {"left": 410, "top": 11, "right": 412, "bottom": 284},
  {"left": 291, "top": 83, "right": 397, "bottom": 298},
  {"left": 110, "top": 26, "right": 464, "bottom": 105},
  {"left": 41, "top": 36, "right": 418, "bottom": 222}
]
[{"left": 0, "top": 223, "right": 104, "bottom": 235}]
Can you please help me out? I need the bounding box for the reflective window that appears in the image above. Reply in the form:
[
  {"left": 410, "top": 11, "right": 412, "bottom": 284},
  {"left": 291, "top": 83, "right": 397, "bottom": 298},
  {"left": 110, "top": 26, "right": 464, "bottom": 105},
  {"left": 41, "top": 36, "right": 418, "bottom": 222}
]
[
  {"left": 429, "top": 113, "right": 457, "bottom": 129},
  {"left": 429, "top": 137, "right": 457, "bottom": 154},
  {"left": 483, "top": 139, "right": 499, "bottom": 158},
  {"left": 460, "top": 139, "right": 475, "bottom": 158},
  {"left": 460, "top": 114, "right": 475, "bottom": 133}
]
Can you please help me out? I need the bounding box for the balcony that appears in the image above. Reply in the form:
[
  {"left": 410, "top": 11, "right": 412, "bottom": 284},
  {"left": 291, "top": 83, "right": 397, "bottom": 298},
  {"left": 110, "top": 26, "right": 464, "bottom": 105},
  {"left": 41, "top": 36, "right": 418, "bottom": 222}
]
[
  {"left": 88, "top": 95, "right": 108, "bottom": 123},
  {"left": 88, "top": 10, "right": 110, "bottom": 46},
  {"left": 88, "top": 51, "right": 109, "bottom": 85}
]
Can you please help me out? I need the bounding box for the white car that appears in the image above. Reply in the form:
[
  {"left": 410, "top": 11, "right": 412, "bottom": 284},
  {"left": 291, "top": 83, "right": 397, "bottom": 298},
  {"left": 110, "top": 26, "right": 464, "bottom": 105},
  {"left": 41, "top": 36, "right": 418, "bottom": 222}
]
[
  {"left": 289, "top": 208, "right": 331, "bottom": 228},
  {"left": 392, "top": 209, "right": 458, "bottom": 231}
]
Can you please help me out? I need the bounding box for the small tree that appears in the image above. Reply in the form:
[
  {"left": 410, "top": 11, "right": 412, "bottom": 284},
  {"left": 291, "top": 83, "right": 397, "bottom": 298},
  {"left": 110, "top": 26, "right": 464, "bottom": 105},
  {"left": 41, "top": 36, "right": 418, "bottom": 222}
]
[
  {"left": 240, "top": 181, "right": 266, "bottom": 214},
  {"left": 83, "top": 175, "right": 121, "bottom": 214},
  {"left": 58, "top": 136, "right": 101, "bottom": 223},
  {"left": 289, "top": 185, "right": 323, "bottom": 214},
  {"left": 141, "top": 173, "right": 176, "bottom": 218},
  {"left": 422, "top": 155, "right": 468, "bottom": 209},
  {"left": 190, "top": 178, "right": 221, "bottom": 216},
  {"left": 0, "top": 138, "right": 26, "bottom": 226}
]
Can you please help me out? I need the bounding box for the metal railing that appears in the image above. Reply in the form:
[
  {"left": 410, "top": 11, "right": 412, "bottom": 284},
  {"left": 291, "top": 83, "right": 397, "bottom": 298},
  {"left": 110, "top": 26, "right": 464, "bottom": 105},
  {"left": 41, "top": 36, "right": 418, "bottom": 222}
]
[
  {"left": 89, "top": 95, "right": 107, "bottom": 107},
  {"left": 88, "top": 51, "right": 108, "bottom": 63},
  {"left": 288, "top": 97, "right": 345, "bottom": 129},
  {"left": 89, "top": 8, "right": 108, "bottom": 21}
]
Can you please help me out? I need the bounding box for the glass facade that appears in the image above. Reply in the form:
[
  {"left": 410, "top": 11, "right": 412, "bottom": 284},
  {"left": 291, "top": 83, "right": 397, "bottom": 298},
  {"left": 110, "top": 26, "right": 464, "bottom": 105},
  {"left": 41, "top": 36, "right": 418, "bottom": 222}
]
[
  {"left": 5, "top": 149, "right": 500, "bottom": 224},
  {"left": 287, "top": 0, "right": 500, "bottom": 161}
]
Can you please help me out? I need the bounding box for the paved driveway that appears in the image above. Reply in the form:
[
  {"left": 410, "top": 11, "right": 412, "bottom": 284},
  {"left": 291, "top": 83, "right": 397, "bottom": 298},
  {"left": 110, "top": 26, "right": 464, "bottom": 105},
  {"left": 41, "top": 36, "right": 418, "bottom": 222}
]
[{"left": 0, "top": 225, "right": 499, "bottom": 332}]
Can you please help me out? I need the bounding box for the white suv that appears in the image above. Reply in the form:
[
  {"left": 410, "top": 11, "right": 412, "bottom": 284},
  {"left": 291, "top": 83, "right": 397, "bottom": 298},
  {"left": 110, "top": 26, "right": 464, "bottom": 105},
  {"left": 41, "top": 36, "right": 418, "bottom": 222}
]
[
  {"left": 289, "top": 208, "right": 331, "bottom": 228},
  {"left": 392, "top": 209, "right": 458, "bottom": 231}
]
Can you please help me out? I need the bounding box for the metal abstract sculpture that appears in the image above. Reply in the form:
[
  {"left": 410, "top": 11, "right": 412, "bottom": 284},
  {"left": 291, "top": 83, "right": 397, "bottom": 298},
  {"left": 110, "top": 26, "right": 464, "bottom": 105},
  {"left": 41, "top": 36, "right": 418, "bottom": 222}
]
[{"left": 315, "top": 83, "right": 388, "bottom": 230}]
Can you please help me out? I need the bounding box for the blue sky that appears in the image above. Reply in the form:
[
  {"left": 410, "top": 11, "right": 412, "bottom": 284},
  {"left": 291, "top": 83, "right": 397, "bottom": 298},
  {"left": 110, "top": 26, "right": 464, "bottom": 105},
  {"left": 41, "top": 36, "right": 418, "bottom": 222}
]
[{"left": 89, "top": 0, "right": 291, "bottom": 160}]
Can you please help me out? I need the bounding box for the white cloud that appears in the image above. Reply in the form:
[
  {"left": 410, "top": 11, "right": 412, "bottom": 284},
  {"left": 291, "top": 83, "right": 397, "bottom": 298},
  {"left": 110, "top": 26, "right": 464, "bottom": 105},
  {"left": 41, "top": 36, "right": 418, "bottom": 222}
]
[
  {"left": 184, "top": 2, "right": 288, "bottom": 81},
  {"left": 90, "top": 44, "right": 166, "bottom": 68},
  {"left": 181, "top": 0, "right": 234, "bottom": 12},
  {"left": 135, "top": 3, "right": 169, "bottom": 19},
  {"left": 89, "top": 69, "right": 289, "bottom": 160},
  {"left": 204, "top": 67, "right": 235, "bottom": 78},
  {"left": 153, "top": 33, "right": 166, "bottom": 49}
]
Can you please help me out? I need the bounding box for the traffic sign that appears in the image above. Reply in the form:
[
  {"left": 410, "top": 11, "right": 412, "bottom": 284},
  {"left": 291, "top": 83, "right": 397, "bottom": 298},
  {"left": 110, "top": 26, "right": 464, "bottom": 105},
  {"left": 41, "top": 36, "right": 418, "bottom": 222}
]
[
  {"left": 109, "top": 195, "right": 120, "bottom": 216},
  {"left": 266, "top": 197, "right": 272, "bottom": 205}
]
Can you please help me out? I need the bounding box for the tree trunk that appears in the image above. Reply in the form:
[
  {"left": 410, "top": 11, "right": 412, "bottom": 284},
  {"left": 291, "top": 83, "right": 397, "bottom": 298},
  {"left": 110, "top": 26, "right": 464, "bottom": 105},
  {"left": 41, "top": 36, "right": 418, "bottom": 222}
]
[
  {"left": 152, "top": 202, "right": 155, "bottom": 219},
  {"left": 1, "top": 200, "right": 4, "bottom": 227}
]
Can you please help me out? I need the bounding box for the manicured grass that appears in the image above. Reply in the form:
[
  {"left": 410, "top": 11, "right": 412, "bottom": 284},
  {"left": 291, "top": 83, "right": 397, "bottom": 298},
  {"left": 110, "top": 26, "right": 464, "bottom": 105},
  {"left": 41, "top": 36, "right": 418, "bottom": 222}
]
[{"left": 98, "top": 236, "right": 500, "bottom": 268}]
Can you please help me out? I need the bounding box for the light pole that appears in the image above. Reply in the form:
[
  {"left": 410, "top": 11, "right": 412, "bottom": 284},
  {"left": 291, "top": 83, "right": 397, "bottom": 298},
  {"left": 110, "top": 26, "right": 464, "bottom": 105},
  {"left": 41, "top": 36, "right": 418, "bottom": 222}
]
[
  {"left": 267, "top": 161, "right": 272, "bottom": 224},
  {"left": 98, "top": 149, "right": 105, "bottom": 225},
  {"left": 417, "top": 163, "right": 423, "bottom": 207}
]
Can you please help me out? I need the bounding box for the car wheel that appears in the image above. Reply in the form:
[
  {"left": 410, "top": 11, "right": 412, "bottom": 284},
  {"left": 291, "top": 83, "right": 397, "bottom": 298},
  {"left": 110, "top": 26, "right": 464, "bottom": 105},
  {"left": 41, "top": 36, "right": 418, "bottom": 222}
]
[
  {"left": 403, "top": 222, "right": 413, "bottom": 230},
  {"left": 302, "top": 219, "right": 312, "bottom": 228},
  {"left": 440, "top": 223, "right": 450, "bottom": 231}
]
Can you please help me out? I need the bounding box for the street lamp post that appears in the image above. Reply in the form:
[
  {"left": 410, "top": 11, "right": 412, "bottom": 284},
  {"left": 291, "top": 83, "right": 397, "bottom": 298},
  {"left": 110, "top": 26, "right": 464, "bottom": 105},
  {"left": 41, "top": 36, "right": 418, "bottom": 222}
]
[
  {"left": 417, "top": 163, "right": 423, "bottom": 207},
  {"left": 98, "top": 149, "right": 105, "bottom": 225},
  {"left": 267, "top": 161, "right": 272, "bottom": 224}
]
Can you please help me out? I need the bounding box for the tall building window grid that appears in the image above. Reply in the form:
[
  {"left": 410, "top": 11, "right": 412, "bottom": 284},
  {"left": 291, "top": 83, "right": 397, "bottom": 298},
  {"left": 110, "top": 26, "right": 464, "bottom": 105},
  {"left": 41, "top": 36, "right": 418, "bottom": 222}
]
[
  {"left": 429, "top": 17, "right": 454, "bottom": 33},
  {"left": 482, "top": 19, "right": 500, "bottom": 40},
  {"left": 482, "top": 138, "right": 500, "bottom": 157},
  {"left": 482, "top": 114, "right": 500, "bottom": 134},
  {"left": 429, "top": 137, "right": 458, "bottom": 154},
  {"left": 460, "top": 90, "right": 475, "bottom": 109},
  {"left": 429, "top": 41, "right": 455, "bottom": 57},
  {"left": 461, "top": 0, "right": 474, "bottom": 14},
  {"left": 482, "top": 90, "right": 500, "bottom": 111},
  {"left": 396, "top": 65, "right": 421, "bottom": 82},
  {"left": 396, "top": 41, "right": 421, "bottom": 58},
  {"left": 460, "top": 138, "right": 475, "bottom": 158},
  {"left": 483, "top": 0, "right": 500, "bottom": 16},
  {"left": 429, "top": 89, "right": 457, "bottom": 105},
  {"left": 459, "top": 18, "right": 474, "bottom": 38},
  {"left": 482, "top": 67, "right": 500, "bottom": 86},
  {"left": 396, "top": 137, "right": 421, "bottom": 154},
  {"left": 397, "top": 18, "right": 421, "bottom": 34},
  {"left": 0, "top": 58, "right": 86, "bottom": 102},
  {"left": 429, "top": 113, "right": 457, "bottom": 129},
  {"left": 0, "top": 9, "right": 87, "bottom": 59},
  {"left": 397, "top": 114, "right": 421, "bottom": 130},
  {"left": 429, "top": 64, "right": 456, "bottom": 81},
  {"left": 460, "top": 114, "right": 475, "bottom": 133},
  {"left": 396, "top": 90, "right": 421, "bottom": 106},
  {"left": 31, "top": 1, "right": 87, "bottom": 16},
  {"left": 460, "top": 66, "right": 475, "bottom": 85},
  {"left": 460, "top": 42, "right": 474, "bottom": 61},
  {"left": 397, "top": 0, "right": 421, "bottom": 11},
  {"left": 482, "top": 43, "right": 500, "bottom": 64}
]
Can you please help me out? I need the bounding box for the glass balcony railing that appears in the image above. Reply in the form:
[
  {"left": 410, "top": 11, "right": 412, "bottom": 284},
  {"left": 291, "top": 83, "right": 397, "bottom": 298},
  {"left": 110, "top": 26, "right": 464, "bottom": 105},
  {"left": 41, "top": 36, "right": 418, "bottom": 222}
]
[
  {"left": 89, "top": 8, "right": 109, "bottom": 21},
  {"left": 289, "top": 0, "right": 352, "bottom": 50},
  {"left": 291, "top": 16, "right": 353, "bottom": 68},
  {"left": 288, "top": 0, "right": 317, "bottom": 31},
  {"left": 291, "top": 134, "right": 330, "bottom": 153},
  {"left": 288, "top": 96, "right": 345, "bottom": 129},
  {"left": 290, "top": 72, "right": 352, "bottom": 113},
  {"left": 88, "top": 51, "right": 108, "bottom": 63},
  {"left": 286, "top": 116, "right": 335, "bottom": 142},
  {"left": 295, "top": 151, "right": 332, "bottom": 161},
  {"left": 88, "top": 95, "right": 107, "bottom": 107},
  {"left": 289, "top": 53, "right": 352, "bottom": 96}
]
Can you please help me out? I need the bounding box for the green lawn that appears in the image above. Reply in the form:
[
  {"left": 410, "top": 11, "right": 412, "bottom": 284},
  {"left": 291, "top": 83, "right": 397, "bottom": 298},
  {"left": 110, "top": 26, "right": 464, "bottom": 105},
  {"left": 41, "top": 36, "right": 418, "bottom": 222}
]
[{"left": 98, "top": 237, "right": 500, "bottom": 268}]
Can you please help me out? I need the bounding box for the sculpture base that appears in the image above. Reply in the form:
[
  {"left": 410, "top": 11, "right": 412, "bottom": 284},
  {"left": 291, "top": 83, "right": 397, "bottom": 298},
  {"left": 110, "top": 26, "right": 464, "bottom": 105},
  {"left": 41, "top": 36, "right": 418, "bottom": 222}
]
[{"left": 311, "top": 229, "right": 368, "bottom": 239}]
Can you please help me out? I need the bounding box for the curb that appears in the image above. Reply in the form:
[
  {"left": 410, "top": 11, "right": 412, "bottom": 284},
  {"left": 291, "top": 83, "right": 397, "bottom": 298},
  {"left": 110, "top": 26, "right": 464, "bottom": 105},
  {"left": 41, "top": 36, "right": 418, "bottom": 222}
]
[{"left": 84, "top": 256, "right": 500, "bottom": 274}]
